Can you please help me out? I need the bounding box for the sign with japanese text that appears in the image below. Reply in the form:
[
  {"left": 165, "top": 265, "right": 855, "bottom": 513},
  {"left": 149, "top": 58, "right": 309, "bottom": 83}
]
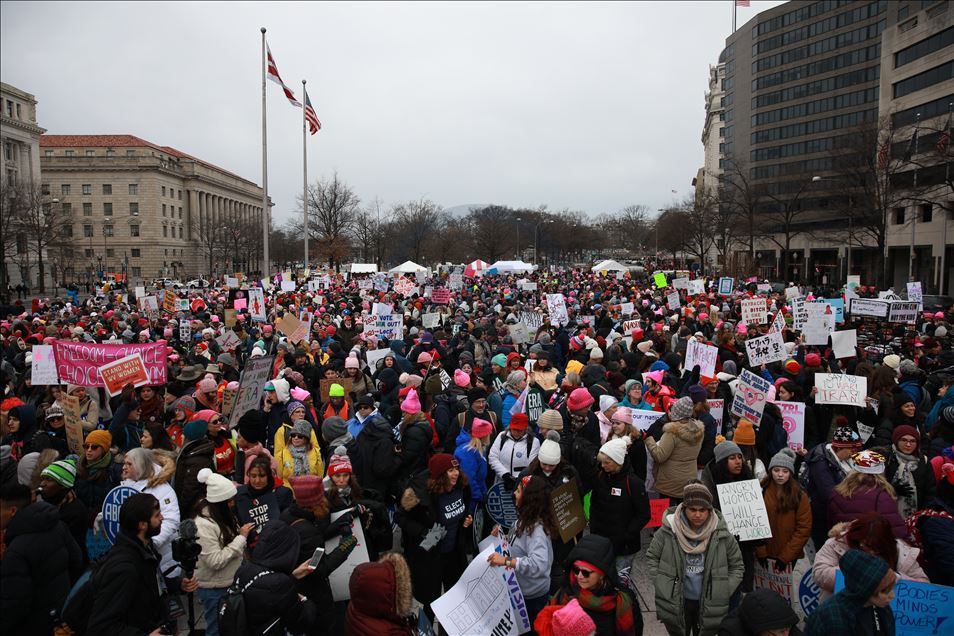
[{"left": 814, "top": 373, "right": 867, "bottom": 407}]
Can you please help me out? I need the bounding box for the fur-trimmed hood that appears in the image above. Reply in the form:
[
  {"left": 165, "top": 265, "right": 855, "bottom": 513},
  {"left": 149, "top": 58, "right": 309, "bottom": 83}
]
[
  {"left": 662, "top": 417, "right": 705, "bottom": 444},
  {"left": 399, "top": 486, "right": 421, "bottom": 512},
  {"left": 146, "top": 451, "right": 176, "bottom": 489}
]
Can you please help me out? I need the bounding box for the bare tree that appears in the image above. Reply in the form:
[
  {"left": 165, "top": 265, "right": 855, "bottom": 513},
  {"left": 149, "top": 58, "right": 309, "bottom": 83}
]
[
  {"left": 192, "top": 215, "right": 226, "bottom": 277},
  {"left": 270, "top": 223, "right": 304, "bottom": 271},
  {"left": 0, "top": 180, "right": 21, "bottom": 295},
  {"left": 682, "top": 191, "right": 719, "bottom": 275},
  {"left": 391, "top": 198, "right": 446, "bottom": 264},
  {"left": 466, "top": 205, "right": 514, "bottom": 262},
  {"left": 654, "top": 208, "right": 689, "bottom": 267},
  {"left": 720, "top": 155, "right": 767, "bottom": 270},
  {"left": 759, "top": 178, "right": 818, "bottom": 282},
  {"left": 297, "top": 172, "right": 359, "bottom": 271},
  {"left": 352, "top": 198, "right": 392, "bottom": 266},
  {"left": 9, "top": 181, "right": 74, "bottom": 293}
]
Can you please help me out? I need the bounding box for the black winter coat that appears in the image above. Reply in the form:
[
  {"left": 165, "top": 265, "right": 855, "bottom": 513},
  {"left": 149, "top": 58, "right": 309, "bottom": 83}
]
[
  {"left": 877, "top": 446, "right": 937, "bottom": 511},
  {"left": 396, "top": 416, "right": 432, "bottom": 484},
  {"left": 351, "top": 415, "right": 401, "bottom": 495},
  {"left": 87, "top": 531, "right": 179, "bottom": 635},
  {"left": 0, "top": 501, "right": 83, "bottom": 636},
  {"left": 173, "top": 437, "right": 215, "bottom": 518},
  {"left": 589, "top": 466, "right": 651, "bottom": 556}
]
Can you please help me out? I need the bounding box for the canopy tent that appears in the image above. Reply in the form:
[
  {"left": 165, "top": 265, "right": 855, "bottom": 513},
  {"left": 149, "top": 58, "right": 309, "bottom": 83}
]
[
  {"left": 388, "top": 260, "right": 428, "bottom": 275},
  {"left": 349, "top": 263, "right": 378, "bottom": 274},
  {"left": 463, "top": 259, "right": 490, "bottom": 278},
  {"left": 591, "top": 259, "right": 629, "bottom": 272},
  {"left": 487, "top": 260, "right": 536, "bottom": 274}
]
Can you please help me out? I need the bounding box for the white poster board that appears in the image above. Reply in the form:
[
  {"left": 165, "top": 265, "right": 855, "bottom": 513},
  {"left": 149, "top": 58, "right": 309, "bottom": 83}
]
[
  {"left": 687, "top": 279, "right": 705, "bottom": 295},
  {"left": 685, "top": 339, "right": 718, "bottom": 378},
  {"left": 744, "top": 332, "right": 786, "bottom": 366},
  {"left": 741, "top": 298, "right": 768, "bottom": 325},
  {"left": 830, "top": 329, "right": 857, "bottom": 359},
  {"left": 30, "top": 345, "right": 59, "bottom": 385},
  {"left": 814, "top": 373, "right": 867, "bottom": 407},
  {"left": 545, "top": 294, "right": 568, "bottom": 326},
  {"left": 707, "top": 399, "right": 724, "bottom": 432},
  {"left": 775, "top": 401, "right": 806, "bottom": 451},
  {"left": 717, "top": 479, "right": 772, "bottom": 541},
  {"left": 731, "top": 369, "right": 771, "bottom": 425},
  {"left": 431, "top": 545, "right": 523, "bottom": 636},
  {"left": 631, "top": 408, "right": 662, "bottom": 432},
  {"left": 325, "top": 508, "right": 370, "bottom": 601}
]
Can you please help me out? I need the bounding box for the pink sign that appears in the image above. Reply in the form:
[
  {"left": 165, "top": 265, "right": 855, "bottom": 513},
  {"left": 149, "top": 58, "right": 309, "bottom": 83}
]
[
  {"left": 52, "top": 340, "right": 168, "bottom": 387},
  {"left": 430, "top": 288, "right": 451, "bottom": 304},
  {"left": 646, "top": 498, "right": 671, "bottom": 528}
]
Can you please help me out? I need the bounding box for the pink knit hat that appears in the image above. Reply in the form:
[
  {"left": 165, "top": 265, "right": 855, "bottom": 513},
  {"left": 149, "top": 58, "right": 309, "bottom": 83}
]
[
  {"left": 454, "top": 368, "right": 470, "bottom": 388},
  {"left": 290, "top": 386, "right": 311, "bottom": 402},
  {"left": 552, "top": 599, "right": 596, "bottom": 636},
  {"left": 471, "top": 418, "right": 493, "bottom": 439},
  {"left": 401, "top": 388, "right": 422, "bottom": 414},
  {"left": 567, "top": 388, "right": 594, "bottom": 411}
]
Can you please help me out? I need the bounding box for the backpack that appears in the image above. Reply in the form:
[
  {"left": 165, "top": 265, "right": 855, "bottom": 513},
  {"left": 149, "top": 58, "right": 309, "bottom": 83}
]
[
  {"left": 218, "top": 569, "right": 275, "bottom": 636},
  {"left": 55, "top": 568, "right": 95, "bottom": 635}
]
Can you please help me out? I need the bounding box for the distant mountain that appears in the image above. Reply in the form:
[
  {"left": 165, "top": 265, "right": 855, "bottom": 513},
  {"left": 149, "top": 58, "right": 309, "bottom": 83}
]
[{"left": 444, "top": 204, "right": 487, "bottom": 218}]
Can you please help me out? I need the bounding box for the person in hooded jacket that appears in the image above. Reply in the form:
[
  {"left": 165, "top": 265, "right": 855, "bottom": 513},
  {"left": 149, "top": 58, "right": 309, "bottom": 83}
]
[
  {"left": 454, "top": 416, "right": 491, "bottom": 512},
  {"left": 1, "top": 403, "right": 37, "bottom": 460},
  {"left": 805, "top": 549, "right": 897, "bottom": 636},
  {"left": 395, "top": 389, "right": 433, "bottom": 486},
  {"left": 440, "top": 387, "right": 499, "bottom": 454},
  {"left": 233, "top": 410, "right": 281, "bottom": 485},
  {"left": 173, "top": 418, "right": 215, "bottom": 519},
  {"left": 0, "top": 483, "right": 83, "bottom": 636},
  {"left": 646, "top": 481, "right": 744, "bottom": 636},
  {"left": 549, "top": 533, "right": 643, "bottom": 636},
  {"left": 586, "top": 435, "right": 651, "bottom": 563},
  {"left": 350, "top": 403, "right": 401, "bottom": 497},
  {"left": 345, "top": 552, "right": 415, "bottom": 636},
  {"left": 375, "top": 366, "right": 402, "bottom": 422},
  {"left": 870, "top": 389, "right": 924, "bottom": 450},
  {"left": 716, "top": 588, "right": 803, "bottom": 636},
  {"left": 645, "top": 397, "right": 705, "bottom": 503},
  {"left": 120, "top": 448, "right": 180, "bottom": 577}
]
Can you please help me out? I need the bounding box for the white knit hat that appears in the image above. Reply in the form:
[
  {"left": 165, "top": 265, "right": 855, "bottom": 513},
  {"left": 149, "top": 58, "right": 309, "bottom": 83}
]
[
  {"left": 538, "top": 431, "right": 561, "bottom": 465},
  {"left": 197, "top": 468, "right": 237, "bottom": 503},
  {"left": 599, "top": 436, "right": 631, "bottom": 466},
  {"left": 599, "top": 395, "right": 618, "bottom": 413}
]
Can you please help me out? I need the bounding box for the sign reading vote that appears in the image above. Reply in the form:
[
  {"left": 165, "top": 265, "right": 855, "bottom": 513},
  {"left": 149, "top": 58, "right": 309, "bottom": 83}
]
[
  {"left": 716, "top": 479, "right": 772, "bottom": 541},
  {"left": 102, "top": 485, "right": 140, "bottom": 545}
]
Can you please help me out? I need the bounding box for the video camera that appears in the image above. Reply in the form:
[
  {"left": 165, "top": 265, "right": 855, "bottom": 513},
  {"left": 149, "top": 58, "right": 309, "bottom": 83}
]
[{"left": 171, "top": 518, "right": 202, "bottom": 578}]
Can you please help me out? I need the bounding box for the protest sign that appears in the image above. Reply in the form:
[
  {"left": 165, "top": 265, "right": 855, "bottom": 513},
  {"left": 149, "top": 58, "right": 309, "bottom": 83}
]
[
  {"left": 731, "top": 369, "right": 771, "bottom": 425},
  {"left": 631, "top": 408, "right": 662, "bottom": 432},
  {"left": 363, "top": 314, "right": 404, "bottom": 340},
  {"left": 30, "top": 345, "right": 58, "bottom": 385},
  {"left": 226, "top": 276, "right": 239, "bottom": 288},
  {"left": 653, "top": 272, "right": 668, "bottom": 289},
  {"left": 431, "top": 545, "right": 524, "bottom": 636},
  {"left": 525, "top": 388, "right": 545, "bottom": 427},
  {"left": 176, "top": 298, "right": 190, "bottom": 312},
  {"left": 767, "top": 310, "right": 786, "bottom": 335},
  {"left": 248, "top": 287, "right": 266, "bottom": 322},
  {"left": 326, "top": 508, "right": 370, "bottom": 601},
  {"left": 834, "top": 572, "right": 953, "bottom": 636},
  {"left": 357, "top": 278, "right": 372, "bottom": 290},
  {"left": 135, "top": 285, "right": 145, "bottom": 299},
  {"left": 686, "top": 339, "right": 718, "bottom": 378},
  {"left": 824, "top": 297, "right": 845, "bottom": 323},
  {"left": 622, "top": 320, "right": 640, "bottom": 334},
  {"left": 139, "top": 295, "right": 159, "bottom": 313},
  {"left": 831, "top": 329, "right": 857, "bottom": 359},
  {"left": 215, "top": 330, "right": 241, "bottom": 352},
  {"left": 228, "top": 355, "right": 274, "bottom": 427},
  {"left": 617, "top": 302, "right": 634, "bottom": 316},
  {"left": 889, "top": 301, "right": 920, "bottom": 323},
  {"left": 421, "top": 312, "right": 441, "bottom": 329},
  {"left": 277, "top": 313, "right": 302, "bottom": 338},
  {"left": 279, "top": 280, "right": 296, "bottom": 292},
  {"left": 486, "top": 482, "right": 519, "bottom": 530},
  {"left": 320, "top": 378, "right": 354, "bottom": 403},
  {"left": 717, "top": 479, "right": 772, "bottom": 540},
  {"left": 422, "top": 285, "right": 434, "bottom": 298},
  {"left": 646, "top": 498, "right": 671, "bottom": 528},
  {"left": 785, "top": 286, "right": 801, "bottom": 300},
  {"left": 98, "top": 353, "right": 150, "bottom": 396},
  {"left": 102, "top": 486, "right": 140, "bottom": 545},
  {"left": 753, "top": 558, "right": 796, "bottom": 605},
  {"left": 707, "top": 399, "right": 724, "bottom": 431},
  {"left": 372, "top": 302, "right": 392, "bottom": 315},
  {"left": 718, "top": 277, "right": 734, "bottom": 295},
  {"left": 906, "top": 281, "right": 923, "bottom": 305},
  {"left": 546, "top": 294, "right": 568, "bottom": 326},
  {"left": 365, "top": 347, "right": 390, "bottom": 370},
  {"left": 687, "top": 279, "right": 705, "bottom": 295},
  {"left": 448, "top": 273, "right": 464, "bottom": 289},
  {"left": 53, "top": 340, "right": 167, "bottom": 387},
  {"left": 508, "top": 323, "right": 530, "bottom": 345},
  {"left": 802, "top": 309, "right": 835, "bottom": 346},
  {"left": 741, "top": 298, "right": 768, "bottom": 325},
  {"left": 59, "top": 393, "right": 84, "bottom": 455},
  {"left": 672, "top": 277, "right": 689, "bottom": 290},
  {"left": 815, "top": 373, "right": 867, "bottom": 407},
  {"left": 162, "top": 289, "right": 177, "bottom": 313},
  {"left": 552, "top": 479, "right": 587, "bottom": 542},
  {"left": 775, "top": 401, "right": 806, "bottom": 451},
  {"left": 666, "top": 292, "right": 681, "bottom": 310},
  {"left": 430, "top": 287, "right": 451, "bottom": 304},
  {"left": 757, "top": 283, "right": 771, "bottom": 292},
  {"left": 744, "top": 332, "right": 786, "bottom": 367},
  {"left": 220, "top": 387, "right": 237, "bottom": 417},
  {"left": 394, "top": 277, "right": 418, "bottom": 297},
  {"left": 848, "top": 297, "right": 890, "bottom": 318},
  {"left": 223, "top": 309, "right": 237, "bottom": 328}
]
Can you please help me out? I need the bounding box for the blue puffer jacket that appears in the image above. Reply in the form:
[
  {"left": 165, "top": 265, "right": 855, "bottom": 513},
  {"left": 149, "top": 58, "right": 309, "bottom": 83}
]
[
  {"left": 453, "top": 429, "right": 488, "bottom": 510},
  {"left": 925, "top": 391, "right": 954, "bottom": 432}
]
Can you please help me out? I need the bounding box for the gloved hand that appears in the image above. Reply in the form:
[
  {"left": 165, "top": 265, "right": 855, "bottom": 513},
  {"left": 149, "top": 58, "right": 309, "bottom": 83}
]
[
  {"left": 324, "top": 514, "right": 353, "bottom": 539},
  {"left": 419, "top": 523, "right": 447, "bottom": 552},
  {"left": 93, "top": 512, "right": 105, "bottom": 536},
  {"left": 502, "top": 474, "right": 516, "bottom": 491},
  {"left": 892, "top": 482, "right": 915, "bottom": 498}
]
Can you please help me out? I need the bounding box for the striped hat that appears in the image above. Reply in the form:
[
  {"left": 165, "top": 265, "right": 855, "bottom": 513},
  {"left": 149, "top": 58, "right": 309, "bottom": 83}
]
[
  {"left": 40, "top": 458, "right": 77, "bottom": 489},
  {"left": 327, "top": 446, "right": 353, "bottom": 477}
]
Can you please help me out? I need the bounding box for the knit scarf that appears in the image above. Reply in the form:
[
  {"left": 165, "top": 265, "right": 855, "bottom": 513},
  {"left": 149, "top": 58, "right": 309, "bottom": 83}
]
[
  {"left": 892, "top": 448, "right": 919, "bottom": 518},
  {"left": 558, "top": 582, "right": 635, "bottom": 636},
  {"left": 86, "top": 451, "right": 114, "bottom": 476},
  {"left": 670, "top": 504, "right": 719, "bottom": 555},
  {"left": 288, "top": 444, "right": 311, "bottom": 476}
]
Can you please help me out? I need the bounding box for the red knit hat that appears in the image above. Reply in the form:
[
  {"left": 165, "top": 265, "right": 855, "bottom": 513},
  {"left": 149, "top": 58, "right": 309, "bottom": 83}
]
[
  {"left": 567, "top": 388, "right": 594, "bottom": 412},
  {"left": 289, "top": 475, "right": 324, "bottom": 507},
  {"left": 891, "top": 425, "right": 919, "bottom": 447},
  {"left": 327, "top": 446, "right": 353, "bottom": 477},
  {"left": 509, "top": 413, "right": 529, "bottom": 431},
  {"left": 428, "top": 453, "right": 459, "bottom": 479}
]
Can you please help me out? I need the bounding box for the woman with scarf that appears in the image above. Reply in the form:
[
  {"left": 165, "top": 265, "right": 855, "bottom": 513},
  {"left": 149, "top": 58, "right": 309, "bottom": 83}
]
[
  {"left": 74, "top": 429, "right": 123, "bottom": 558},
  {"left": 647, "top": 481, "right": 744, "bottom": 636},
  {"left": 618, "top": 379, "right": 651, "bottom": 410},
  {"left": 134, "top": 385, "right": 164, "bottom": 427},
  {"left": 276, "top": 419, "right": 325, "bottom": 480},
  {"left": 870, "top": 388, "right": 924, "bottom": 450},
  {"left": 273, "top": 400, "right": 321, "bottom": 457},
  {"left": 326, "top": 446, "right": 391, "bottom": 560},
  {"left": 549, "top": 533, "right": 642, "bottom": 636},
  {"left": 874, "top": 425, "right": 936, "bottom": 520}
]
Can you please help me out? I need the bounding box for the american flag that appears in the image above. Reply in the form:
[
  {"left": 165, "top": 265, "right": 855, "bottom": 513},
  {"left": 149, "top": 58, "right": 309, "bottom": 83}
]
[
  {"left": 736, "top": 0, "right": 750, "bottom": 6},
  {"left": 937, "top": 114, "right": 951, "bottom": 154},
  {"left": 303, "top": 86, "right": 321, "bottom": 134},
  {"left": 266, "top": 43, "right": 301, "bottom": 108},
  {"left": 877, "top": 141, "right": 890, "bottom": 169}
]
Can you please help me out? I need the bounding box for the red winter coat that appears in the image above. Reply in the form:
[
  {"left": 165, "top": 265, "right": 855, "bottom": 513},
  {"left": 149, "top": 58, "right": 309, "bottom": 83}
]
[
  {"left": 345, "top": 555, "right": 414, "bottom": 636},
  {"left": 828, "top": 485, "right": 907, "bottom": 539}
]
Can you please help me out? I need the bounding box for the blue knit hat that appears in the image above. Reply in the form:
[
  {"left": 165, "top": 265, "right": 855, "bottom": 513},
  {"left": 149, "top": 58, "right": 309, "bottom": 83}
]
[{"left": 183, "top": 419, "right": 209, "bottom": 442}]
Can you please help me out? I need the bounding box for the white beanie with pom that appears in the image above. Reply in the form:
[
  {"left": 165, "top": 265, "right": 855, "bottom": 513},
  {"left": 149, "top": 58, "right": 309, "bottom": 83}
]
[
  {"left": 538, "top": 430, "right": 562, "bottom": 466},
  {"left": 197, "top": 467, "right": 237, "bottom": 503}
]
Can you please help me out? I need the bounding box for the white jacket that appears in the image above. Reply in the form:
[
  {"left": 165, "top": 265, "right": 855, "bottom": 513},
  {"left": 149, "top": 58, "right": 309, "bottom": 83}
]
[
  {"left": 488, "top": 432, "right": 540, "bottom": 480},
  {"left": 121, "top": 456, "right": 180, "bottom": 577},
  {"left": 195, "top": 510, "right": 247, "bottom": 589}
]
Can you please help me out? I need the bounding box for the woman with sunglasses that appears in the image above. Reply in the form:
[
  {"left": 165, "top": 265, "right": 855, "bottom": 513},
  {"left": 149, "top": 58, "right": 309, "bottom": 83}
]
[
  {"left": 195, "top": 409, "right": 237, "bottom": 477},
  {"left": 548, "top": 533, "right": 642, "bottom": 635},
  {"left": 276, "top": 420, "right": 324, "bottom": 481},
  {"left": 487, "top": 475, "right": 557, "bottom": 627}
]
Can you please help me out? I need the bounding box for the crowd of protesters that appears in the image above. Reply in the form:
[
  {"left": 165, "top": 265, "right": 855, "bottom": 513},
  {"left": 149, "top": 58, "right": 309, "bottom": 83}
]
[{"left": 1, "top": 265, "right": 952, "bottom": 636}]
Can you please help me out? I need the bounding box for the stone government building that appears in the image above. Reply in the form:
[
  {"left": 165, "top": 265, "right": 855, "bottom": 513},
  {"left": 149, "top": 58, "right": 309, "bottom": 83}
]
[{"left": 39, "top": 134, "right": 267, "bottom": 283}]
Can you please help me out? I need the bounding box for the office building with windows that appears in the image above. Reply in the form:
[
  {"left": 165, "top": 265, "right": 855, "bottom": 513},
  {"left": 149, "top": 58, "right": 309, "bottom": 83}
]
[{"left": 39, "top": 135, "right": 268, "bottom": 283}]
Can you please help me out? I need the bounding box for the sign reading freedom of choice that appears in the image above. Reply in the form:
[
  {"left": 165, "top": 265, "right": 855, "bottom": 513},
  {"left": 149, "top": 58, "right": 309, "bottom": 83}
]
[{"left": 52, "top": 340, "right": 168, "bottom": 387}]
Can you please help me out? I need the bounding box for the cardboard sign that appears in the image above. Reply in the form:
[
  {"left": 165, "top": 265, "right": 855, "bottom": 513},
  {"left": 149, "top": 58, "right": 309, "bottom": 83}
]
[
  {"left": 741, "top": 298, "right": 768, "bottom": 325},
  {"left": 30, "top": 345, "right": 59, "bottom": 385},
  {"left": 672, "top": 277, "right": 689, "bottom": 290},
  {"left": 767, "top": 310, "right": 786, "bottom": 335},
  {"left": 278, "top": 314, "right": 307, "bottom": 345},
  {"left": 653, "top": 272, "right": 668, "bottom": 289},
  {"left": 59, "top": 393, "right": 84, "bottom": 455},
  {"left": 363, "top": 314, "right": 404, "bottom": 340},
  {"left": 753, "top": 558, "right": 796, "bottom": 605},
  {"left": 631, "top": 408, "right": 663, "bottom": 431},
  {"left": 731, "top": 368, "right": 771, "bottom": 425},
  {"left": 717, "top": 479, "right": 773, "bottom": 541},
  {"left": 320, "top": 377, "right": 354, "bottom": 403},
  {"left": 848, "top": 297, "right": 890, "bottom": 318},
  {"left": 707, "top": 399, "right": 724, "bottom": 431},
  {"left": 224, "top": 309, "right": 237, "bottom": 328},
  {"left": 421, "top": 312, "right": 441, "bottom": 329},
  {"left": 744, "top": 332, "right": 786, "bottom": 366},
  {"left": 508, "top": 323, "right": 530, "bottom": 345},
  {"left": 220, "top": 388, "right": 237, "bottom": 416},
  {"left": 98, "top": 353, "right": 150, "bottom": 396},
  {"left": 718, "top": 277, "right": 734, "bottom": 296},
  {"left": 102, "top": 485, "right": 140, "bottom": 545},
  {"left": 430, "top": 287, "right": 451, "bottom": 304},
  {"left": 216, "top": 330, "right": 241, "bottom": 352},
  {"left": 775, "top": 401, "right": 806, "bottom": 451},
  {"left": 326, "top": 508, "right": 370, "bottom": 601},
  {"left": 248, "top": 287, "right": 266, "bottom": 322},
  {"left": 831, "top": 329, "right": 857, "bottom": 359},
  {"left": 687, "top": 279, "right": 705, "bottom": 295},
  {"left": 834, "top": 572, "right": 954, "bottom": 636},
  {"left": 646, "top": 498, "right": 671, "bottom": 528},
  {"left": 162, "top": 289, "right": 177, "bottom": 313},
  {"left": 686, "top": 339, "right": 718, "bottom": 378},
  {"left": 552, "top": 479, "right": 587, "bottom": 542},
  {"left": 228, "top": 355, "right": 274, "bottom": 427},
  {"left": 889, "top": 301, "right": 920, "bottom": 323},
  {"left": 814, "top": 373, "right": 867, "bottom": 407}
]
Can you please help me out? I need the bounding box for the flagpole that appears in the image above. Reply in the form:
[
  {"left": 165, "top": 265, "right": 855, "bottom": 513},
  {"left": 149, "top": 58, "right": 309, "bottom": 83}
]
[
  {"left": 261, "top": 27, "right": 270, "bottom": 278},
  {"left": 909, "top": 113, "right": 920, "bottom": 282},
  {"left": 732, "top": 0, "right": 736, "bottom": 33},
  {"left": 941, "top": 102, "right": 952, "bottom": 295},
  {"left": 302, "top": 79, "right": 309, "bottom": 272}
]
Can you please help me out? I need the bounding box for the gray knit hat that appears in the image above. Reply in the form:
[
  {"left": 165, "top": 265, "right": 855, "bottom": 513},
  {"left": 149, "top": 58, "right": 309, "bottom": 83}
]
[
  {"left": 682, "top": 481, "right": 713, "bottom": 510},
  {"left": 291, "top": 419, "right": 312, "bottom": 439},
  {"left": 714, "top": 440, "right": 743, "bottom": 464},
  {"left": 321, "top": 416, "right": 348, "bottom": 443},
  {"left": 769, "top": 447, "right": 797, "bottom": 474},
  {"left": 669, "top": 396, "right": 694, "bottom": 421},
  {"left": 537, "top": 409, "right": 564, "bottom": 431}
]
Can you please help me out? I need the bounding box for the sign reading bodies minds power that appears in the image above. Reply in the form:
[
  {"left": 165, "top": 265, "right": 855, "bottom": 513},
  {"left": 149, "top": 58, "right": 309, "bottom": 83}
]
[{"left": 53, "top": 340, "right": 168, "bottom": 388}]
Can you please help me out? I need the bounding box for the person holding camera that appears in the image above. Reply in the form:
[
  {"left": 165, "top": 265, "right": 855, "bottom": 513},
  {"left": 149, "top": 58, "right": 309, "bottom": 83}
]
[
  {"left": 194, "top": 467, "right": 254, "bottom": 636},
  {"left": 87, "top": 493, "right": 198, "bottom": 635}
]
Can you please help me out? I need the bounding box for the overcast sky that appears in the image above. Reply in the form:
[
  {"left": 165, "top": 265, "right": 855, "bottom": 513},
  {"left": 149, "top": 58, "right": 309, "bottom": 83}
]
[{"left": 1, "top": 1, "right": 783, "bottom": 225}]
